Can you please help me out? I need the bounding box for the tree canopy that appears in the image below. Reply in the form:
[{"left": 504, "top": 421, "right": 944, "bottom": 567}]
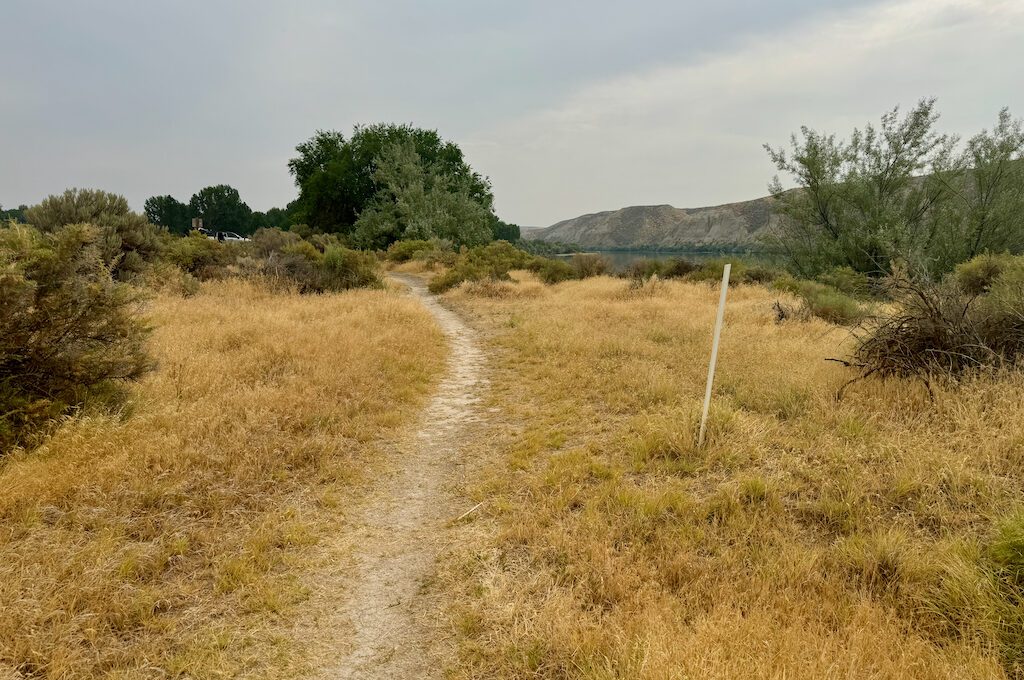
[
  {"left": 144, "top": 195, "right": 191, "bottom": 235},
  {"left": 766, "top": 99, "right": 1024, "bottom": 278},
  {"left": 288, "top": 124, "right": 496, "bottom": 244},
  {"left": 352, "top": 141, "right": 495, "bottom": 248},
  {"left": 189, "top": 184, "right": 253, "bottom": 234},
  {"left": 0, "top": 204, "right": 27, "bottom": 223}
]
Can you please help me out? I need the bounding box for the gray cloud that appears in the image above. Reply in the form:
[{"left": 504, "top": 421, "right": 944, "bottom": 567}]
[{"left": 1, "top": 0, "right": 1021, "bottom": 227}]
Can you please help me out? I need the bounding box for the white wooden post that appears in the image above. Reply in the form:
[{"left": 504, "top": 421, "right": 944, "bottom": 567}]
[{"left": 698, "top": 264, "right": 730, "bottom": 447}]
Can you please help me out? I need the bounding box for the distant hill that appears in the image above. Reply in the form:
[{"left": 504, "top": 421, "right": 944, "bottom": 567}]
[{"left": 526, "top": 193, "right": 785, "bottom": 249}]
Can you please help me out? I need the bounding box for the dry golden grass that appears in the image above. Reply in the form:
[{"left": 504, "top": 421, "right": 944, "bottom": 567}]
[
  {"left": 440, "top": 274, "right": 1024, "bottom": 679},
  {"left": 0, "top": 279, "right": 445, "bottom": 678}
]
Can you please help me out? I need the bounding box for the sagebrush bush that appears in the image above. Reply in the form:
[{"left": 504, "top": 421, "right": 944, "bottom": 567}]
[
  {"left": 387, "top": 239, "right": 434, "bottom": 262},
  {"left": 164, "top": 232, "right": 242, "bottom": 278},
  {"left": 623, "top": 257, "right": 702, "bottom": 281},
  {"left": 954, "top": 253, "right": 1017, "bottom": 296},
  {"left": 623, "top": 258, "right": 669, "bottom": 281},
  {"left": 251, "top": 227, "right": 302, "bottom": 257},
  {"left": 322, "top": 246, "right": 380, "bottom": 290},
  {"left": 25, "top": 189, "right": 164, "bottom": 280},
  {"left": 428, "top": 241, "right": 534, "bottom": 293},
  {"left": 529, "top": 257, "right": 576, "bottom": 284},
  {"left": 817, "top": 266, "right": 872, "bottom": 298},
  {"left": 571, "top": 253, "right": 610, "bottom": 278},
  {"left": 139, "top": 260, "right": 201, "bottom": 297},
  {"left": 662, "top": 257, "right": 700, "bottom": 279},
  {"left": 687, "top": 258, "right": 747, "bottom": 284},
  {"left": 0, "top": 223, "right": 152, "bottom": 452},
  {"left": 263, "top": 240, "right": 380, "bottom": 293},
  {"left": 742, "top": 264, "right": 781, "bottom": 285}
]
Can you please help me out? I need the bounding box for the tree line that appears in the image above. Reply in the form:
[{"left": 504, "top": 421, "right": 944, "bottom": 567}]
[
  {"left": 144, "top": 185, "right": 291, "bottom": 236},
  {"left": 145, "top": 123, "right": 520, "bottom": 246},
  {"left": 5, "top": 123, "right": 522, "bottom": 248}
]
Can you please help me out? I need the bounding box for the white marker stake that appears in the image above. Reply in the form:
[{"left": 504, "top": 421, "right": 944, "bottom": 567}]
[{"left": 698, "top": 263, "right": 731, "bottom": 448}]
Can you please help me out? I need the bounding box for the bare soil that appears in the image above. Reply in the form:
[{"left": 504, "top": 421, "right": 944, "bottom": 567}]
[{"left": 324, "top": 273, "right": 487, "bottom": 679}]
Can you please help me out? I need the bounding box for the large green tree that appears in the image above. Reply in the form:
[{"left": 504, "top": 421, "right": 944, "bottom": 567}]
[
  {"left": 288, "top": 124, "right": 495, "bottom": 238},
  {"left": 352, "top": 142, "right": 494, "bottom": 248},
  {"left": 144, "top": 195, "right": 191, "bottom": 235},
  {"left": 249, "top": 206, "right": 292, "bottom": 232},
  {"left": 765, "top": 100, "right": 1024, "bottom": 278},
  {"left": 491, "top": 218, "right": 520, "bottom": 242},
  {"left": 189, "top": 185, "right": 253, "bottom": 234},
  {"left": 928, "top": 109, "right": 1024, "bottom": 272}
]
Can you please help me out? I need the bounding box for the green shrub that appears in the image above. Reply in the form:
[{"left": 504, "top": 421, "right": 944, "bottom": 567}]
[
  {"left": 954, "top": 253, "right": 1018, "bottom": 296},
  {"left": 321, "top": 246, "right": 381, "bottom": 290},
  {"left": 571, "top": 253, "right": 610, "bottom": 278},
  {"left": 428, "top": 241, "right": 533, "bottom": 293},
  {"left": 308, "top": 232, "right": 346, "bottom": 254},
  {"left": 263, "top": 241, "right": 380, "bottom": 293},
  {"left": 531, "top": 257, "right": 576, "bottom": 284},
  {"left": 164, "top": 232, "right": 241, "bottom": 278},
  {"left": 251, "top": 227, "right": 302, "bottom": 257},
  {"left": 25, "top": 189, "right": 163, "bottom": 280},
  {"left": 623, "top": 258, "right": 668, "bottom": 281},
  {"left": 743, "top": 265, "right": 782, "bottom": 285},
  {"left": 0, "top": 223, "right": 152, "bottom": 452},
  {"left": 140, "top": 260, "right": 201, "bottom": 297},
  {"left": 662, "top": 258, "right": 699, "bottom": 279},
  {"left": 775, "top": 276, "right": 867, "bottom": 325},
  {"left": 415, "top": 244, "right": 457, "bottom": 268},
  {"left": 817, "top": 266, "right": 872, "bottom": 298},
  {"left": 688, "top": 258, "right": 748, "bottom": 284},
  {"left": 387, "top": 239, "right": 434, "bottom": 262}
]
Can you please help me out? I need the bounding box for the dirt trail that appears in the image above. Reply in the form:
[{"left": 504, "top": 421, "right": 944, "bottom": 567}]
[{"left": 330, "top": 273, "right": 486, "bottom": 679}]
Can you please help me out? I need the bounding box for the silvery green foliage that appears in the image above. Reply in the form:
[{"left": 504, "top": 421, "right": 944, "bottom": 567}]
[
  {"left": 353, "top": 141, "right": 493, "bottom": 249},
  {"left": 766, "top": 100, "right": 1024, "bottom": 279}
]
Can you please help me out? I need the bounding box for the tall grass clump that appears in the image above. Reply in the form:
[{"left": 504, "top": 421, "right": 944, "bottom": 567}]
[{"left": 0, "top": 223, "right": 152, "bottom": 453}]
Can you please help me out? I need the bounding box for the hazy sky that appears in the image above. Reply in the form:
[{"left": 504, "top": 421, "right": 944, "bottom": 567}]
[{"left": 2, "top": 0, "right": 1023, "bottom": 226}]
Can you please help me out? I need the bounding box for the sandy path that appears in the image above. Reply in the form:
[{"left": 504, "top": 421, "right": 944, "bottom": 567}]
[{"left": 330, "top": 273, "right": 486, "bottom": 679}]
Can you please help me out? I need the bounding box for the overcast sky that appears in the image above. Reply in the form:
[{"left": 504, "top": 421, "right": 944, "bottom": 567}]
[{"left": 2, "top": 0, "right": 1022, "bottom": 226}]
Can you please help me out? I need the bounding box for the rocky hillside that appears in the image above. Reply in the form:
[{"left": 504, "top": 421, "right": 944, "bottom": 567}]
[{"left": 527, "top": 194, "right": 783, "bottom": 249}]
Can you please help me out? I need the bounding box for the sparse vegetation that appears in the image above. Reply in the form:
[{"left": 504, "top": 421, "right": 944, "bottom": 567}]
[
  {"left": 0, "top": 280, "right": 446, "bottom": 676},
  {"left": 439, "top": 275, "right": 1024, "bottom": 678},
  {"left": 6, "top": 100, "right": 1024, "bottom": 680}
]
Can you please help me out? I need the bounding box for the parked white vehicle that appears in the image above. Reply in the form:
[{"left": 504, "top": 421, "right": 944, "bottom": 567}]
[{"left": 197, "top": 227, "right": 250, "bottom": 242}]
